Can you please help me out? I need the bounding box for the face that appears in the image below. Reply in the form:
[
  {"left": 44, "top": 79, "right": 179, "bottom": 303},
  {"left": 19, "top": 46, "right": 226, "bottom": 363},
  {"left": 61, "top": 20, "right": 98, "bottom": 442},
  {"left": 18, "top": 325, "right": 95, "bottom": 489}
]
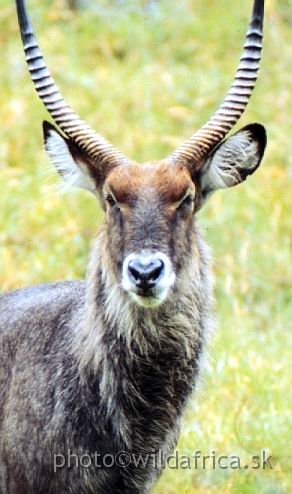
[
  {"left": 45, "top": 123, "right": 266, "bottom": 310},
  {"left": 103, "top": 160, "right": 196, "bottom": 308}
]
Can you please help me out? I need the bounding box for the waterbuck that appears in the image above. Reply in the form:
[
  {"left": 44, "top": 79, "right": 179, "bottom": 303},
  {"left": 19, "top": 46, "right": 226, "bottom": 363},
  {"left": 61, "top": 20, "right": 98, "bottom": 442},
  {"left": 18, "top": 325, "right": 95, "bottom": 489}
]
[{"left": 0, "top": 1, "right": 266, "bottom": 493}]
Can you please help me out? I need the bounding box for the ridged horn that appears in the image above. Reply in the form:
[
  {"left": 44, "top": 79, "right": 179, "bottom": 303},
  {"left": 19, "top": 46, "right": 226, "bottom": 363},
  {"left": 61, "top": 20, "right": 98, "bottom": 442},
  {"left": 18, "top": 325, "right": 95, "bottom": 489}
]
[
  {"left": 169, "top": 0, "right": 265, "bottom": 170},
  {"left": 16, "top": 0, "right": 129, "bottom": 175}
]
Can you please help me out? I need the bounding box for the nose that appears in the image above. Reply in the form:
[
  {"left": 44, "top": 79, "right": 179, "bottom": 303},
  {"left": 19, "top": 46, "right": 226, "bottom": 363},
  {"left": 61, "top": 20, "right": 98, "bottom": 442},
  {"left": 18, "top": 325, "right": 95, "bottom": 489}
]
[{"left": 128, "top": 257, "right": 164, "bottom": 288}]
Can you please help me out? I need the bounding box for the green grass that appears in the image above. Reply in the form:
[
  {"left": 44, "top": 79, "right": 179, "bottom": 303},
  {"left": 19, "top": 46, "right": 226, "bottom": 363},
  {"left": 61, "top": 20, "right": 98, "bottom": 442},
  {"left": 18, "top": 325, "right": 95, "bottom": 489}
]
[{"left": 1, "top": 1, "right": 292, "bottom": 492}]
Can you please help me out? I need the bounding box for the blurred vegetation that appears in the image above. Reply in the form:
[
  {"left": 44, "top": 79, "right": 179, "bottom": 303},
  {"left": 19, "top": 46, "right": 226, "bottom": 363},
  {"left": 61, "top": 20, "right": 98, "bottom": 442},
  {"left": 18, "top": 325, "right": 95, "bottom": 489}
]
[{"left": 0, "top": 0, "right": 292, "bottom": 492}]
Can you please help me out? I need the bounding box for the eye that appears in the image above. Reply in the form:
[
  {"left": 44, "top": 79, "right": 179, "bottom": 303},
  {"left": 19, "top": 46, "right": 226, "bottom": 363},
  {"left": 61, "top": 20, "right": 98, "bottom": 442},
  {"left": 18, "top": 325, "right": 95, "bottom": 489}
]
[
  {"left": 176, "top": 194, "right": 193, "bottom": 211},
  {"left": 105, "top": 194, "right": 117, "bottom": 208}
]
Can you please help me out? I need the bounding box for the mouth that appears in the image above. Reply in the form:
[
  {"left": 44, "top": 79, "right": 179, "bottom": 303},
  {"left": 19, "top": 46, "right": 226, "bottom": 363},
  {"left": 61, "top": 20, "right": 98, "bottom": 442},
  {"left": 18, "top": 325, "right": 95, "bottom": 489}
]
[
  {"left": 126, "top": 280, "right": 172, "bottom": 308},
  {"left": 136, "top": 283, "right": 155, "bottom": 297},
  {"left": 129, "top": 290, "right": 165, "bottom": 308}
]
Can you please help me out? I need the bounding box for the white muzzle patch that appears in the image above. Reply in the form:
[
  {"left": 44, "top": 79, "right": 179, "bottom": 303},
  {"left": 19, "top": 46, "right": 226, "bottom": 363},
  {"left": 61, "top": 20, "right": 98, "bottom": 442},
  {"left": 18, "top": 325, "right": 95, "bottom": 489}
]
[{"left": 122, "top": 251, "right": 175, "bottom": 308}]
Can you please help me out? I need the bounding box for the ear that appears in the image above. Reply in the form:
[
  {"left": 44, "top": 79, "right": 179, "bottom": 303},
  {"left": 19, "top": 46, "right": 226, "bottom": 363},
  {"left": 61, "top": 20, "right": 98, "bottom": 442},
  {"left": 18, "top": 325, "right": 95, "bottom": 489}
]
[
  {"left": 198, "top": 123, "right": 267, "bottom": 205},
  {"left": 43, "top": 121, "right": 98, "bottom": 193}
]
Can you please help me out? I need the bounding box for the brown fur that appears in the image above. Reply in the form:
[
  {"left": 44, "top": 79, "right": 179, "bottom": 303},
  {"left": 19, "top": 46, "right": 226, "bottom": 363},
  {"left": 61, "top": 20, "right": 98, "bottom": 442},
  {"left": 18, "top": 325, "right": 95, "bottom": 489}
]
[{"left": 104, "top": 160, "right": 195, "bottom": 206}]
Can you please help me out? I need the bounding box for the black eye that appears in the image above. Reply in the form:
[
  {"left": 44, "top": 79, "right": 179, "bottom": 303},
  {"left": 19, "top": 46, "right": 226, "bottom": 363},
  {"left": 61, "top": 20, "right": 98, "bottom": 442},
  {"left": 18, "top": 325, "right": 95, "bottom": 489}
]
[
  {"left": 105, "top": 194, "right": 117, "bottom": 208},
  {"left": 177, "top": 195, "right": 193, "bottom": 210}
]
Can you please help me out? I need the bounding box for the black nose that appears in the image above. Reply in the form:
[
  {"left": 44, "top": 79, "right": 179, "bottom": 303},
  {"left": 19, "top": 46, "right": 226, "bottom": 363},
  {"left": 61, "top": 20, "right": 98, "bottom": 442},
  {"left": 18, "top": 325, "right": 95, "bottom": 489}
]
[{"left": 128, "top": 257, "right": 164, "bottom": 287}]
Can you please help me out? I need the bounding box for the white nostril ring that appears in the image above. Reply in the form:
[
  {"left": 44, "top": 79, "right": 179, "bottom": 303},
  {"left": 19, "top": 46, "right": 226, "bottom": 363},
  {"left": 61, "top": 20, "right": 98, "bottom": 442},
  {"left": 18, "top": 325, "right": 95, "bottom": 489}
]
[
  {"left": 122, "top": 251, "right": 176, "bottom": 300},
  {"left": 128, "top": 257, "right": 164, "bottom": 284}
]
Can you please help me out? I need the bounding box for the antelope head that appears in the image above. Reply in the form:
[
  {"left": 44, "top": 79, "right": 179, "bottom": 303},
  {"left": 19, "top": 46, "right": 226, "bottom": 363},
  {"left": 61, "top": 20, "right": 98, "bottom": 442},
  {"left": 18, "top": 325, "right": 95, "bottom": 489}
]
[{"left": 16, "top": 0, "right": 266, "bottom": 308}]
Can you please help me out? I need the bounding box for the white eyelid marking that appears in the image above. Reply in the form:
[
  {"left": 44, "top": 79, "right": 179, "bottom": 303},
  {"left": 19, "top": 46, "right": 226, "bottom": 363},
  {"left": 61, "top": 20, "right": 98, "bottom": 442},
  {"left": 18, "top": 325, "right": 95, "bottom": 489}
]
[
  {"left": 175, "top": 189, "right": 194, "bottom": 209},
  {"left": 104, "top": 188, "right": 119, "bottom": 206}
]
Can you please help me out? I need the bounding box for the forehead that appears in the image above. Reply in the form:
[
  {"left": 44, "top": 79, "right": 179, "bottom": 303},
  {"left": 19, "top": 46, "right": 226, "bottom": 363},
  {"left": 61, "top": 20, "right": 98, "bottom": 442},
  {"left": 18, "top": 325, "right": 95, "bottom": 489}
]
[{"left": 104, "top": 160, "right": 194, "bottom": 203}]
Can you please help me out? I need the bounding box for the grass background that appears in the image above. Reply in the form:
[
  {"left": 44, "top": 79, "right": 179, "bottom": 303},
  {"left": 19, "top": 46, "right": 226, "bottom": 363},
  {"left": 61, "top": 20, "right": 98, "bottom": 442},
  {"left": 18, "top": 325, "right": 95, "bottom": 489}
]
[{"left": 0, "top": 0, "right": 291, "bottom": 492}]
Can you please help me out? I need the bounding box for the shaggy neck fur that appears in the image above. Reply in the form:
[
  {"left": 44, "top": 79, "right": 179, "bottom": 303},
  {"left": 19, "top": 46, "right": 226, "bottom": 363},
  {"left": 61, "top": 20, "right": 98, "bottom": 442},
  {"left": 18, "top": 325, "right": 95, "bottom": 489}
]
[{"left": 73, "top": 225, "right": 213, "bottom": 458}]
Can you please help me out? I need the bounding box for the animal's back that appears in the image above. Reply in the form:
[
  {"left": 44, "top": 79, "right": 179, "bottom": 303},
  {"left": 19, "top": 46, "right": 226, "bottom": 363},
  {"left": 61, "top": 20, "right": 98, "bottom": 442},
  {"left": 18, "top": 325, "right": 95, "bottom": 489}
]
[
  {"left": 0, "top": 281, "right": 87, "bottom": 493},
  {"left": 0, "top": 280, "right": 85, "bottom": 345},
  {"left": 0, "top": 280, "right": 85, "bottom": 427},
  {"left": 0, "top": 280, "right": 85, "bottom": 325}
]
